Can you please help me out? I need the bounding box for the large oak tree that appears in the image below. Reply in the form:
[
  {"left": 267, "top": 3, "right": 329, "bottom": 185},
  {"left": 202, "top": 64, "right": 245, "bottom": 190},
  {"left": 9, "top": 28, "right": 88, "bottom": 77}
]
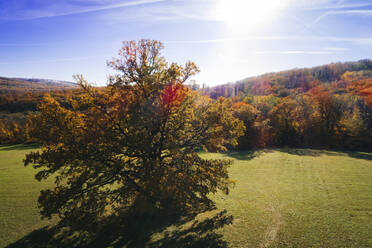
[{"left": 25, "top": 40, "right": 244, "bottom": 226}]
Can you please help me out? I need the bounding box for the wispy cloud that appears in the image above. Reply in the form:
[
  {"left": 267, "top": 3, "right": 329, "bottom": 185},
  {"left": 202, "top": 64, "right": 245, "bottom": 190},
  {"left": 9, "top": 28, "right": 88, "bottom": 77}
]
[
  {"left": 308, "top": 2, "right": 372, "bottom": 10},
  {"left": 305, "top": 6, "right": 372, "bottom": 30},
  {"left": 165, "top": 36, "right": 372, "bottom": 44},
  {"left": 252, "top": 50, "right": 335, "bottom": 55},
  {"left": 0, "top": 56, "right": 97, "bottom": 65},
  {"left": 251, "top": 46, "right": 350, "bottom": 55},
  {"left": 322, "top": 47, "right": 349, "bottom": 51},
  {"left": 0, "top": 43, "right": 49, "bottom": 47},
  {"left": 2, "top": 0, "right": 165, "bottom": 20},
  {"left": 165, "top": 37, "right": 296, "bottom": 44},
  {"left": 328, "top": 9, "right": 372, "bottom": 15},
  {"left": 101, "top": 0, "right": 215, "bottom": 24}
]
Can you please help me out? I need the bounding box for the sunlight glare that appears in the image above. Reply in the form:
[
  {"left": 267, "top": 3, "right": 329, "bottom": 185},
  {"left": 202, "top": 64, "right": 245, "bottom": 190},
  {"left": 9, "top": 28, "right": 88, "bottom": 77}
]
[{"left": 212, "top": 0, "right": 290, "bottom": 31}]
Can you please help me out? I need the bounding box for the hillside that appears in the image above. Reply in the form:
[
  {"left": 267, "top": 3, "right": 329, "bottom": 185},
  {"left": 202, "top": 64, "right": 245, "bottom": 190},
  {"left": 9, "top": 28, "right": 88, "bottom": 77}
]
[
  {"left": 0, "top": 77, "right": 78, "bottom": 114},
  {"left": 196, "top": 59, "right": 372, "bottom": 151},
  {"left": 202, "top": 59, "right": 372, "bottom": 101},
  {"left": 0, "top": 76, "right": 77, "bottom": 94},
  {"left": 0, "top": 77, "right": 79, "bottom": 143}
]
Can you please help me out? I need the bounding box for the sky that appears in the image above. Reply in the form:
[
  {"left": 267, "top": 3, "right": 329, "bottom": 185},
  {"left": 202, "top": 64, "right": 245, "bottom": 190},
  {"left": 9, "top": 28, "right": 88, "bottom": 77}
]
[{"left": 0, "top": 0, "right": 371, "bottom": 86}]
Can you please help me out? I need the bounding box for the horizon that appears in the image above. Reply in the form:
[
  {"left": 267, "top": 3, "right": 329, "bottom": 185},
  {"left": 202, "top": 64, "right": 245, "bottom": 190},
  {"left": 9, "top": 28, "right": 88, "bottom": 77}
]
[
  {"left": 2, "top": 58, "right": 371, "bottom": 87},
  {"left": 1, "top": 0, "right": 372, "bottom": 86}
]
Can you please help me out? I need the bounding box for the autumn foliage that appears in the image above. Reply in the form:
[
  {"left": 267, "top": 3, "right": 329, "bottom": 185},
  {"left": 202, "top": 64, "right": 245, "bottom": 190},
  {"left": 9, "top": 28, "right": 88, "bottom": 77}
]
[
  {"left": 161, "top": 83, "right": 187, "bottom": 109},
  {"left": 24, "top": 40, "right": 244, "bottom": 226},
  {"left": 1, "top": 60, "right": 372, "bottom": 151}
]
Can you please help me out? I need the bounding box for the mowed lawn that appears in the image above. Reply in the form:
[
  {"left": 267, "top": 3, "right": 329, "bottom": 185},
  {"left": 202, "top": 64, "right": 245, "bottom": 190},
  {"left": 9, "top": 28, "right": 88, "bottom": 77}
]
[
  {"left": 1, "top": 145, "right": 372, "bottom": 247},
  {"left": 201, "top": 150, "right": 372, "bottom": 247},
  {"left": 0, "top": 144, "right": 57, "bottom": 248}
]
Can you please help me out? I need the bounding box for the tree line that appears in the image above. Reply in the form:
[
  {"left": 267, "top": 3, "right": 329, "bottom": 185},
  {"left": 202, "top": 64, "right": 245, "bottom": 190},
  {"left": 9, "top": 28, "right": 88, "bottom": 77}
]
[
  {"left": 0, "top": 89, "right": 80, "bottom": 143},
  {"left": 1, "top": 54, "right": 371, "bottom": 150},
  {"left": 201, "top": 60, "right": 372, "bottom": 150},
  {"left": 230, "top": 87, "right": 371, "bottom": 150}
]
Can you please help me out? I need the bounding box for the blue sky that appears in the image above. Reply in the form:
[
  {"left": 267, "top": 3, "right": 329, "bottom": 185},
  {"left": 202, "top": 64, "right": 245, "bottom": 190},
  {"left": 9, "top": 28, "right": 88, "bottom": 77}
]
[{"left": 0, "top": 0, "right": 371, "bottom": 86}]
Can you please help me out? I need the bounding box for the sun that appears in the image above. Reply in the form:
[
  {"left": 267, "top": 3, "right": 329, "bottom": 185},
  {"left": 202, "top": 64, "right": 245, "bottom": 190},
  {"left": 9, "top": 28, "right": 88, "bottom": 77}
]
[{"left": 212, "top": 0, "right": 290, "bottom": 31}]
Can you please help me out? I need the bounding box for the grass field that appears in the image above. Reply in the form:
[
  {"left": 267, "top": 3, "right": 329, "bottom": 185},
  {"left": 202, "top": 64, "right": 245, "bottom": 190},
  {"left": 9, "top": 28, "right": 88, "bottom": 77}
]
[
  {"left": 0, "top": 145, "right": 372, "bottom": 247},
  {"left": 0, "top": 144, "right": 57, "bottom": 248}
]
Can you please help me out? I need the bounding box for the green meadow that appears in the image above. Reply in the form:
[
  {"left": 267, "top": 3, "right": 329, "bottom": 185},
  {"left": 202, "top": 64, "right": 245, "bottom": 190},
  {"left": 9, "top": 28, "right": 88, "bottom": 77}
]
[
  {"left": 1, "top": 145, "right": 372, "bottom": 247},
  {"left": 0, "top": 144, "right": 57, "bottom": 247}
]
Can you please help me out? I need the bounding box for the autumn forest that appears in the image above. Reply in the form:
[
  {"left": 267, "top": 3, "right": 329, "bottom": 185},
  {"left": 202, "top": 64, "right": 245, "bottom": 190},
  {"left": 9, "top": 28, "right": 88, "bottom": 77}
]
[{"left": 1, "top": 59, "right": 371, "bottom": 150}]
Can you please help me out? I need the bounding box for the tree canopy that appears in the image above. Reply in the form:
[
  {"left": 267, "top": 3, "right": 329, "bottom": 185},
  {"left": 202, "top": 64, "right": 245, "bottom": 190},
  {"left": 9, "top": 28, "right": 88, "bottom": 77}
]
[{"left": 24, "top": 39, "right": 244, "bottom": 226}]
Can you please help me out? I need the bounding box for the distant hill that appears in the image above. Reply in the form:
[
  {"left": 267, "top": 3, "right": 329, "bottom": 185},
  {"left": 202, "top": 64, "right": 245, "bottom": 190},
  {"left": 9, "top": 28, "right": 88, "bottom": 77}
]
[
  {"left": 202, "top": 59, "right": 372, "bottom": 99},
  {"left": 0, "top": 76, "right": 77, "bottom": 94},
  {"left": 0, "top": 77, "right": 78, "bottom": 115}
]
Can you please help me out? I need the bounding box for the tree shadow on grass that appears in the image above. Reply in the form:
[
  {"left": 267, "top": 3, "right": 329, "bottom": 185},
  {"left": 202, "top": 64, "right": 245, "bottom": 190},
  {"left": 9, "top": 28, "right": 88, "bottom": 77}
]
[
  {"left": 0, "top": 143, "right": 40, "bottom": 151},
  {"left": 278, "top": 148, "right": 372, "bottom": 161},
  {"left": 6, "top": 208, "right": 232, "bottom": 248},
  {"left": 278, "top": 148, "right": 334, "bottom": 157},
  {"left": 346, "top": 151, "right": 372, "bottom": 161},
  {"left": 150, "top": 210, "right": 232, "bottom": 248},
  {"left": 226, "top": 150, "right": 267, "bottom": 161}
]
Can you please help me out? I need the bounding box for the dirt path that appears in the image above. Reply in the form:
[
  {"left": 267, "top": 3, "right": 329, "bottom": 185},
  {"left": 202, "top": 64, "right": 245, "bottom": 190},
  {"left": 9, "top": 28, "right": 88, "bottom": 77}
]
[{"left": 260, "top": 206, "right": 284, "bottom": 248}]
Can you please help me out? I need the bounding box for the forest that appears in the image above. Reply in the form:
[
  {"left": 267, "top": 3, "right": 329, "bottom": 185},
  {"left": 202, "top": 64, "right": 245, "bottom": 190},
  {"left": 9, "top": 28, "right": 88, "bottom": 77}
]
[{"left": 1, "top": 60, "right": 371, "bottom": 150}]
